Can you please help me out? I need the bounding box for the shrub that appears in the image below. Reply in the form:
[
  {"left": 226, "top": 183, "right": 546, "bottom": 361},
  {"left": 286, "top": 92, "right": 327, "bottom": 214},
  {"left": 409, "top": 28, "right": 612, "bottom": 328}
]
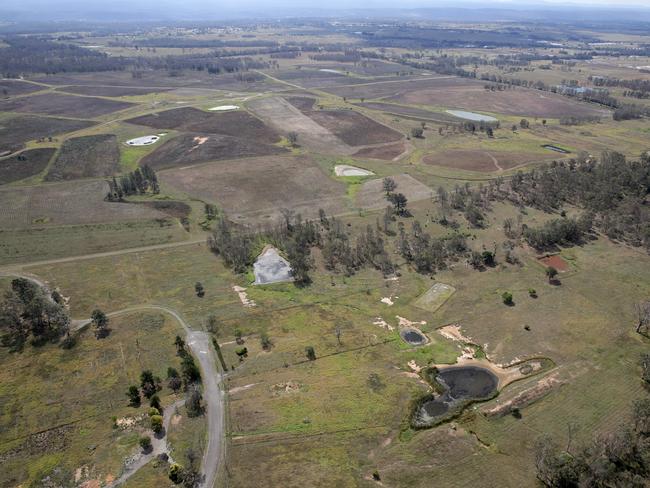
[
  {"left": 305, "top": 346, "right": 316, "bottom": 361},
  {"left": 502, "top": 291, "right": 514, "bottom": 306},
  {"left": 139, "top": 436, "right": 152, "bottom": 452},
  {"left": 127, "top": 385, "right": 140, "bottom": 407},
  {"left": 169, "top": 463, "right": 184, "bottom": 484},
  {"left": 149, "top": 394, "right": 162, "bottom": 413},
  {"left": 528, "top": 288, "right": 537, "bottom": 298},
  {"left": 150, "top": 414, "right": 163, "bottom": 434}
]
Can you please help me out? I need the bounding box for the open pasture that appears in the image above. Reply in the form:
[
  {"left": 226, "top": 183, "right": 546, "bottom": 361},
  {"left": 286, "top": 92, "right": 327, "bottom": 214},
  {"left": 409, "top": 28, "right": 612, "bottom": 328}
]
[
  {"left": 0, "top": 115, "right": 95, "bottom": 155},
  {"left": 422, "top": 149, "right": 556, "bottom": 172},
  {"left": 0, "top": 180, "right": 167, "bottom": 229},
  {"left": 0, "top": 148, "right": 55, "bottom": 185},
  {"left": 0, "top": 79, "right": 44, "bottom": 96},
  {"left": 45, "top": 134, "right": 120, "bottom": 181},
  {"left": 0, "top": 92, "right": 136, "bottom": 118},
  {"left": 0, "top": 220, "right": 188, "bottom": 265},
  {"left": 321, "top": 76, "right": 467, "bottom": 101},
  {"left": 57, "top": 85, "right": 172, "bottom": 97},
  {"left": 139, "top": 132, "right": 286, "bottom": 169},
  {"left": 159, "top": 156, "right": 347, "bottom": 224},
  {"left": 355, "top": 174, "right": 433, "bottom": 210},
  {"left": 126, "top": 107, "right": 280, "bottom": 145},
  {"left": 387, "top": 82, "right": 609, "bottom": 119}
]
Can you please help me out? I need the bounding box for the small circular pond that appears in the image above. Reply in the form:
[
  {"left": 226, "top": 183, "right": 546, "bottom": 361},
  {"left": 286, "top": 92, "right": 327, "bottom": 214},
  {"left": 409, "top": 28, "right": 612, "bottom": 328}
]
[{"left": 400, "top": 328, "right": 428, "bottom": 346}]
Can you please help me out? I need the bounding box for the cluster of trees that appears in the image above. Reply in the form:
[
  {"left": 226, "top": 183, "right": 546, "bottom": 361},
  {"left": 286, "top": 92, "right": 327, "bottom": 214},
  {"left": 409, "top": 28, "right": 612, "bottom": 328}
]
[
  {"left": 0, "top": 36, "right": 126, "bottom": 76},
  {"left": 523, "top": 216, "right": 593, "bottom": 251},
  {"left": 106, "top": 165, "right": 159, "bottom": 201},
  {"left": 127, "top": 336, "right": 201, "bottom": 409},
  {"left": 309, "top": 50, "right": 362, "bottom": 63},
  {"left": 207, "top": 212, "right": 319, "bottom": 284},
  {"left": 0, "top": 278, "right": 70, "bottom": 351},
  {"left": 397, "top": 220, "right": 469, "bottom": 273},
  {"left": 500, "top": 152, "right": 650, "bottom": 250},
  {"left": 590, "top": 76, "right": 650, "bottom": 99},
  {"left": 535, "top": 398, "right": 650, "bottom": 487},
  {"left": 613, "top": 104, "right": 648, "bottom": 121}
]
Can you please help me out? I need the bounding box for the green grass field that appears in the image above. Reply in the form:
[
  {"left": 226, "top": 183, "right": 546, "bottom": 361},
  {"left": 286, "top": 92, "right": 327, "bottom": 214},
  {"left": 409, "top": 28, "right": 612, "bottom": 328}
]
[{"left": 0, "top": 311, "right": 187, "bottom": 487}]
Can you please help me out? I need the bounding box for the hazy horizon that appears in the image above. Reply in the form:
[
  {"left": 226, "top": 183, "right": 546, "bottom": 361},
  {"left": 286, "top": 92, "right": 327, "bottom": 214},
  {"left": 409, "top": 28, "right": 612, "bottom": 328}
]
[{"left": 2, "top": 0, "right": 650, "bottom": 23}]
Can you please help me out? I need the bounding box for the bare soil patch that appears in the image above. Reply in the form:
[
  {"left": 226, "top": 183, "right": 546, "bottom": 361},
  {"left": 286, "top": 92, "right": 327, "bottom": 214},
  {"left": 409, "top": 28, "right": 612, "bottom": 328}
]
[
  {"left": 0, "top": 79, "right": 43, "bottom": 96},
  {"left": 355, "top": 174, "right": 433, "bottom": 210},
  {"left": 285, "top": 98, "right": 402, "bottom": 147},
  {"left": 45, "top": 134, "right": 120, "bottom": 181},
  {"left": 0, "top": 93, "right": 135, "bottom": 118},
  {"left": 126, "top": 107, "right": 279, "bottom": 144},
  {"left": 423, "top": 150, "right": 555, "bottom": 172},
  {"left": 0, "top": 180, "right": 166, "bottom": 228},
  {"left": 356, "top": 102, "right": 458, "bottom": 123},
  {"left": 538, "top": 254, "right": 569, "bottom": 272},
  {"left": 57, "top": 85, "right": 171, "bottom": 97},
  {"left": 0, "top": 115, "right": 95, "bottom": 155},
  {"left": 140, "top": 132, "right": 286, "bottom": 169},
  {"left": 0, "top": 148, "right": 55, "bottom": 185},
  {"left": 159, "top": 156, "right": 347, "bottom": 224},
  {"left": 352, "top": 142, "right": 406, "bottom": 160},
  {"left": 248, "top": 97, "right": 348, "bottom": 154}
]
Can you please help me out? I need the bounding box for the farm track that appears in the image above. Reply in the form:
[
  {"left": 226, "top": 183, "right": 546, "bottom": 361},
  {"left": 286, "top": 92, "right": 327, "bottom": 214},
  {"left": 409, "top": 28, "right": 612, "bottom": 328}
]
[{"left": 0, "top": 272, "right": 225, "bottom": 488}]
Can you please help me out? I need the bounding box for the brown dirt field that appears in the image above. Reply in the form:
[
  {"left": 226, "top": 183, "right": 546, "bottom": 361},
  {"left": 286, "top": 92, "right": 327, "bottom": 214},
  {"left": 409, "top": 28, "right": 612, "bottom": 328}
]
[
  {"left": 0, "top": 115, "right": 95, "bottom": 156},
  {"left": 286, "top": 98, "right": 403, "bottom": 147},
  {"left": 389, "top": 84, "right": 608, "bottom": 119},
  {"left": 57, "top": 85, "right": 171, "bottom": 97},
  {"left": 247, "top": 97, "right": 348, "bottom": 155},
  {"left": 140, "top": 132, "right": 287, "bottom": 170},
  {"left": 45, "top": 134, "right": 120, "bottom": 181},
  {"left": 423, "top": 150, "right": 556, "bottom": 172},
  {"left": 356, "top": 102, "right": 458, "bottom": 123},
  {"left": 126, "top": 107, "right": 280, "bottom": 144},
  {"left": 0, "top": 93, "right": 135, "bottom": 118},
  {"left": 538, "top": 255, "right": 569, "bottom": 272},
  {"left": 160, "top": 156, "right": 348, "bottom": 225},
  {"left": 352, "top": 142, "right": 406, "bottom": 160},
  {"left": 355, "top": 174, "right": 433, "bottom": 210},
  {"left": 0, "top": 79, "right": 44, "bottom": 96},
  {"left": 0, "top": 148, "right": 55, "bottom": 185},
  {"left": 0, "top": 180, "right": 166, "bottom": 228}
]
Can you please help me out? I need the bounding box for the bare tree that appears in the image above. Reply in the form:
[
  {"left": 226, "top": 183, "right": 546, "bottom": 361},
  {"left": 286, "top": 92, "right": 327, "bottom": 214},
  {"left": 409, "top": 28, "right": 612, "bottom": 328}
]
[
  {"left": 382, "top": 177, "right": 397, "bottom": 196},
  {"left": 334, "top": 325, "right": 342, "bottom": 346},
  {"left": 634, "top": 301, "right": 650, "bottom": 335}
]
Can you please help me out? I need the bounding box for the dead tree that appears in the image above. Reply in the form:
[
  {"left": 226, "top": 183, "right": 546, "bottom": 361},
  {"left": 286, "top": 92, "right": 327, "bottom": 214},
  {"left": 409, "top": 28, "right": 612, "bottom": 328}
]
[{"left": 634, "top": 301, "right": 650, "bottom": 336}]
